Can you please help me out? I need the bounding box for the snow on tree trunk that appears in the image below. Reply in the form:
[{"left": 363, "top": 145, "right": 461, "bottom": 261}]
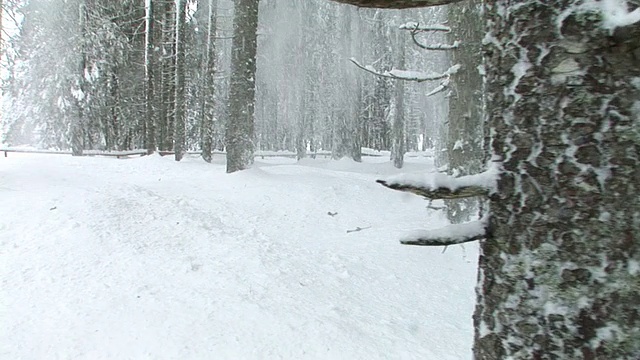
[
  {"left": 0, "top": 0, "right": 3, "bottom": 61},
  {"left": 173, "top": 0, "right": 187, "bottom": 161},
  {"left": 201, "top": 0, "right": 218, "bottom": 163},
  {"left": 71, "top": 0, "right": 87, "bottom": 156},
  {"left": 331, "top": 5, "right": 359, "bottom": 161},
  {"left": 391, "top": 31, "right": 406, "bottom": 169},
  {"left": 144, "top": 0, "right": 156, "bottom": 154},
  {"left": 226, "top": 0, "right": 260, "bottom": 173},
  {"left": 329, "top": 0, "right": 640, "bottom": 357},
  {"left": 445, "top": 0, "right": 484, "bottom": 223},
  {"left": 475, "top": 1, "right": 640, "bottom": 358},
  {"left": 159, "top": 0, "right": 176, "bottom": 152}
]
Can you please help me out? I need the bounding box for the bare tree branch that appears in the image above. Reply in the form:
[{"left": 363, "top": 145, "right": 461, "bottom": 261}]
[
  {"left": 376, "top": 179, "right": 489, "bottom": 199},
  {"left": 425, "top": 78, "right": 450, "bottom": 97},
  {"left": 330, "top": 0, "right": 464, "bottom": 8},
  {"left": 401, "top": 232, "right": 485, "bottom": 246},
  {"left": 399, "top": 22, "right": 451, "bottom": 32}
]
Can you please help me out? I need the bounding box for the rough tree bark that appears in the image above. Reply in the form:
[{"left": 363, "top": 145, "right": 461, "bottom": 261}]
[
  {"left": 476, "top": 1, "right": 640, "bottom": 358},
  {"left": 226, "top": 0, "right": 260, "bottom": 173},
  {"left": 331, "top": 0, "right": 640, "bottom": 358}
]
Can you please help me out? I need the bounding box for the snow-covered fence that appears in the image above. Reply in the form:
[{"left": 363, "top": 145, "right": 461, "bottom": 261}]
[
  {"left": 1, "top": 148, "right": 148, "bottom": 158},
  {"left": 2, "top": 148, "right": 434, "bottom": 159},
  {"left": 156, "top": 150, "right": 403, "bottom": 158}
]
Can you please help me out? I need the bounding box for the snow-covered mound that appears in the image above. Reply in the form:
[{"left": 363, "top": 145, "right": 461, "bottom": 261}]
[{"left": 0, "top": 153, "right": 477, "bottom": 359}]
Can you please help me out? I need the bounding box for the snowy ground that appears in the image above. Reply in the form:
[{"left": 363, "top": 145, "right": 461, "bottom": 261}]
[{"left": 1, "top": 153, "right": 478, "bottom": 359}]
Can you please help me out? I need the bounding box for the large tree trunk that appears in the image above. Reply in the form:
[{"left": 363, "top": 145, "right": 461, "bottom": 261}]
[
  {"left": 226, "top": 0, "right": 260, "bottom": 173},
  {"left": 159, "top": 0, "right": 176, "bottom": 151},
  {"left": 201, "top": 0, "right": 218, "bottom": 163},
  {"left": 173, "top": 0, "right": 187, "bottom": 161},
  {"left": 445, "top": 0, "right": 484, "bottom": 223},
  {"left": 331, "top": 5, "right": 357, "bottom": 160},
  {"left": 476, "top": 1, "right": 640, "bottom": 358},
  {"left": 329, "top": 0, "right": 640, "bottom": 358}
]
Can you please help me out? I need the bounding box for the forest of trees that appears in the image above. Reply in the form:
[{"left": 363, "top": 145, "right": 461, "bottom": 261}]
[
  {"left": 341, "top": 0, "right": 639, "bottom": 358},
  {"left": 2, "top": 0, "right": 639, "bottom": 358},
  {"left": 1, "top": 0, "right": 455, "bottom": 171}
]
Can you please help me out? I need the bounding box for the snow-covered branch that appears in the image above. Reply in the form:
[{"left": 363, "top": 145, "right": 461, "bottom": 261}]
[
  {"left": 400, "top": 218, "right": 488, "bottom": 246},
  {"left": 377, "top": 161, "right": 500, "bottom": 200},
  {"left": 425, "top": 77, "right": 450, "bottom": 97},
  {"left": 350, "top": 58, "right": 460, "bottom": 82},
  {"left": 401, "top": 22, "right": 460, "bottom": 51},
  {"left": 559, "top": 0, "right": 640, "bottom": 32},
  {"left": 597, "top": 0, "right": 640, "bottom": 29},
  {"left": 412, "top": 39, "right": 460, "bottom": 51},
  {"left": 330, "top": 0, "right": 464, "bottom": 9}
]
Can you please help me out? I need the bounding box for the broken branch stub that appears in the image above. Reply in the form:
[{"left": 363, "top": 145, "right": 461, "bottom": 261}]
[
  {"left": 376, "top": 179, "right": 489, "bottom": 200},
  {"left": 399, "top": 219, "right": 488, "bottom": 246}
]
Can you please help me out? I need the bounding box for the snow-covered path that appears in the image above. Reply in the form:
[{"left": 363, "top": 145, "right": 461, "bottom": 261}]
[{"left": 1, "top": 154, "right": 477, "bottom": 359}]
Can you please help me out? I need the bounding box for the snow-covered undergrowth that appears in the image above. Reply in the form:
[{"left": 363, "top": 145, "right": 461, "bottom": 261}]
[{"left": 1, "top": 154, "right": 477, "bottom": 359}]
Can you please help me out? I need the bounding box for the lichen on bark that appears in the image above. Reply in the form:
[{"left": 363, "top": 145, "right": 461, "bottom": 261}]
[{"left": 475, "top": 0, "right": 640, "bottom": 358}]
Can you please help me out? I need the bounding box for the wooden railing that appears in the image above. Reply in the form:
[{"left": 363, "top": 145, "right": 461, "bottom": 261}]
[
  {"left": 1, "top": 148, "right": 148, "bottom": 158},
  {"left": 2, "top": 148, "right": 431, "bottom": 159}
]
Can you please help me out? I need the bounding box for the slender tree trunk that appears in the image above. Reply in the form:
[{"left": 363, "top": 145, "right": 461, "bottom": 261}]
[
  {"left": 144, "top": 0, "right": 156, "bottom": 154},
  {"left": 201, "top": 0, "right": 218, "bottom": 163},
  {"left": 475, "top": 1, "right": 640, "bottom": 358},
  {"left": 71, "top": 0, "right": 87, "bottom": 156},
  {"left": 226, "top": 0, "right": 260, "bottom": 173},
  {"left": 173, "top": 0, "right": 187, "bottom": 161},
  {"left": 159, "top": 0, "right": 176, "bottom": 151},
  {"left": 391, "top": 32, "right": 406, "bottom": 169},
  {"left": 332, "top": 5, "right": 359, "bottom": 160},
  {"left": 350, "top": 8, "right": 363, "bottom": 162},
  {"left": 296, "top": 93, "right": 307, "bottom": 160},
  {"left": 295, "top": 1, "right": 307, "bottom": 161},
  {"left": 107, "top": 68, "right": 121, "bottom": 150},
  {"left": 0, "top": 0, "right": 3, "bottom": 65}
]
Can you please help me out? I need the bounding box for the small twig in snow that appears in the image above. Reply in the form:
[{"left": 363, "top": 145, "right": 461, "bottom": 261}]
[{"left": 347, "top": 226, "right": 372, "bottom": 234}]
